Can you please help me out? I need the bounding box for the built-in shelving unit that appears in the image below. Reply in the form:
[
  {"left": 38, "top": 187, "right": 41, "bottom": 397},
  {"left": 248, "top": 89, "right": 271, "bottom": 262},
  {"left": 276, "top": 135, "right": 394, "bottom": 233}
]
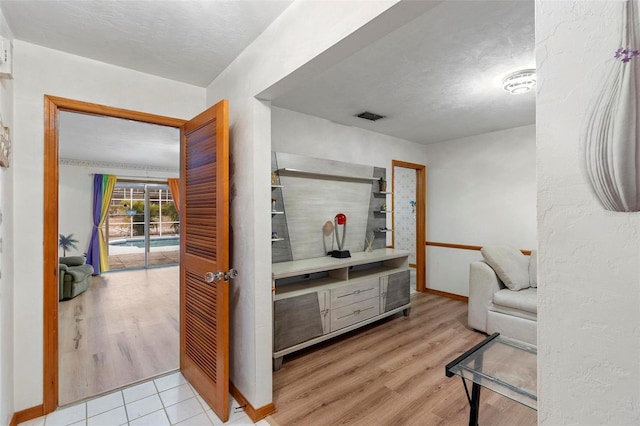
[
  {"left": 375, "top": 228, "right": 393, "bottom": 233},
  {"left": 376, "top": 210, "right": 393, "bottom": 214},
  {"left": 271, "top": 182, "right": 286, "bottom": 244}
]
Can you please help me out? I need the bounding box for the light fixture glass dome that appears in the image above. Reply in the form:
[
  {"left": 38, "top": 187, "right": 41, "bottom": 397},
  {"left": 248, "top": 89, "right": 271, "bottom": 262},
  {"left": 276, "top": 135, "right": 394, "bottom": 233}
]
[{"left": 502, "top": 69, "right": 536, "bottom": 94}]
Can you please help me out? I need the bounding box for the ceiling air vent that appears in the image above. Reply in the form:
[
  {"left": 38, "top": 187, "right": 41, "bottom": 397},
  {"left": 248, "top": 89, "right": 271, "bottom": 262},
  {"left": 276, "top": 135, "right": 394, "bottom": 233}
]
[{"left": 355, "top": 111, "right": 386, "bottom": 121}]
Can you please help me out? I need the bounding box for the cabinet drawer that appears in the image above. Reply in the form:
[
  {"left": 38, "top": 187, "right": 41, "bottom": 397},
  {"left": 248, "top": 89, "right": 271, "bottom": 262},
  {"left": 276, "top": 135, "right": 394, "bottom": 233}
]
[
  {"left": 331, "top": 278, "right": 379, "bottom": 309},
  {"left": 331, "top": 297, "right": 380, "bottom": 332}
]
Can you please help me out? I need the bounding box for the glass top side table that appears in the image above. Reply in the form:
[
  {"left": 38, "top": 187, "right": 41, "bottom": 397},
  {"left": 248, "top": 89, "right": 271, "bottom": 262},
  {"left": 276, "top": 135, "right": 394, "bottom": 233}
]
[{"left": 445, "top": 333, "right": 537, "bottom": 426}]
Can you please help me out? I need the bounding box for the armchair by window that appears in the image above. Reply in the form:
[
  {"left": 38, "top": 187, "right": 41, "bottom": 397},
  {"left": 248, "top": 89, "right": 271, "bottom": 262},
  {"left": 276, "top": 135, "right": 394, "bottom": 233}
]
[{"left": 59, "top": 256, "right": 94, "bottom": 301}]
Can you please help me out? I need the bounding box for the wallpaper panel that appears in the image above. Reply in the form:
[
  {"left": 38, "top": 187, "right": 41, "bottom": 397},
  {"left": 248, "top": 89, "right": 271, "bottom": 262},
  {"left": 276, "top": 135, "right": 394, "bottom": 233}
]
[{"left": 393, "top": 166, "right": 417, "bottom": 264}]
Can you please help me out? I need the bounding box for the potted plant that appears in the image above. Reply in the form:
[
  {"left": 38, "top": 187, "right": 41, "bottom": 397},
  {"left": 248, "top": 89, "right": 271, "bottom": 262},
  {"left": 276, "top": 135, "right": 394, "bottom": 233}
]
[
  {"left": 59, "top": 233, "right": 79, "bottom": 257},
  {"left": 378, "top": 176, "right": 387, "bottom": 192}
]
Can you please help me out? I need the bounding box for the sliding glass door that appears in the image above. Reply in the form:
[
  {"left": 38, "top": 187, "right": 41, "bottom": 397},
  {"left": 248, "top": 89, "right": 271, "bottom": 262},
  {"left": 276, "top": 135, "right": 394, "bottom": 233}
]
[{"left": 106, "top": 181, "right": 180, "bottom": 270}]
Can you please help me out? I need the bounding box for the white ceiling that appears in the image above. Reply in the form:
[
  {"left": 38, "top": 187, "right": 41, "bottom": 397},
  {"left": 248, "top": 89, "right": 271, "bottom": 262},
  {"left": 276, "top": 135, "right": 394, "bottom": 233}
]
[
  {"left": 58, "top": 111, "right": 179, "bottom": 170},
  {"left": 0, "top": 0, "right": 293, "bottom": 87},
  {"left": 271, "top": 0, "right": 535, "bottom": 145},
  {"left": 3, "top": 0, "right": 535, "bottom": 167}
]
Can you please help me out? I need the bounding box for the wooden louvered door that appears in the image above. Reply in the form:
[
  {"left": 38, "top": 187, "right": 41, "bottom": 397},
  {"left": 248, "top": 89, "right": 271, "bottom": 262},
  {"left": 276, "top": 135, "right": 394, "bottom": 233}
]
[{"left": 180, "top": 100, "right": 230, "bottom": 422}]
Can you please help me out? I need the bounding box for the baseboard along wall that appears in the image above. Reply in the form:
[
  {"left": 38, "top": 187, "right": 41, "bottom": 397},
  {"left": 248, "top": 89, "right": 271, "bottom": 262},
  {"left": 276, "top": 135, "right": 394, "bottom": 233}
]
[
  {"left": 10, "top": 404, "right": 44, "bottom": 426},
  {"left": 230, "top": 381, "right": 276, "bottom": 422},
  {"left": 424, "top": 288, "right": 468, "bottom": 303}
]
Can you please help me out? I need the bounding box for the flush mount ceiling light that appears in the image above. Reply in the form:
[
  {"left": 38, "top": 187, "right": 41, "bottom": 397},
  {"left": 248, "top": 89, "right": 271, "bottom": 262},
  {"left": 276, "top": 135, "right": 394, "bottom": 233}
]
[{"left": 502, "top": 69, "right": 536, "bottom": 94}]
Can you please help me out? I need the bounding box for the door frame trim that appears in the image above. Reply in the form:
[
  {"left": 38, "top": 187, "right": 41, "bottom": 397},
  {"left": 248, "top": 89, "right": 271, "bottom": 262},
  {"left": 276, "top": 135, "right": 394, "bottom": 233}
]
[
  {"left": 390, "top": 160, "right": 427, "bottom": 292},
  {"left": 43, "top": 95, "right": 185, "bottom": 413}
]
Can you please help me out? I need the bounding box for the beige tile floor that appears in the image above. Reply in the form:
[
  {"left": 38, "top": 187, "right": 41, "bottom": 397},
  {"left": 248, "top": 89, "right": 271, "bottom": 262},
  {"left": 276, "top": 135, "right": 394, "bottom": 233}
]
[{"left": 19, "top": 371, "right": 268, "bottom": 426}]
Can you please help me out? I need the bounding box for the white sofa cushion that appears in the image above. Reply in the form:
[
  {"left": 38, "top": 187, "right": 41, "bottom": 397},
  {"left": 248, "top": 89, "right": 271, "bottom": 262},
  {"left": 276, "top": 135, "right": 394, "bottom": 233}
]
[
  {"left": 529, "top": 250, "right": 537, "bottom": 288},
  {"left": 487, "top": 311, "right": 537, "bottom": 345},
  {"left": 481, "top": 246, "right": 530, "bottom": 291},
  {"left": 493, "top": 287, "right": 537, "bottom": 314}
]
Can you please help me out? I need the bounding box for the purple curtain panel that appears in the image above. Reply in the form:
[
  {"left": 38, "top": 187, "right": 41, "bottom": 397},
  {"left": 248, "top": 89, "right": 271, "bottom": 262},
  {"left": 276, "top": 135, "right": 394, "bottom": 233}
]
[{"left": 86, "top": 174, "right": 103, "bottom": 273}]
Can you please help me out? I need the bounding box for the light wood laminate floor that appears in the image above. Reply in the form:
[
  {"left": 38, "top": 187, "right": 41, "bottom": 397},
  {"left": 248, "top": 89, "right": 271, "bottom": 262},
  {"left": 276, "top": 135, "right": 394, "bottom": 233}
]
[
  {"left": 58, "top": 266, "right": 179, "bottom": 406},
  {"left": 271, "top": 292, "right": 536, "bottom": 425}
]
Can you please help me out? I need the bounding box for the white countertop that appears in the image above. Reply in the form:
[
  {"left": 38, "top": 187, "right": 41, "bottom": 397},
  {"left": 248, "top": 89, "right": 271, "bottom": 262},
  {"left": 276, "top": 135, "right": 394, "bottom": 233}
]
[{"left": 272, "top": 248, "right": 411, "bottom": 279}]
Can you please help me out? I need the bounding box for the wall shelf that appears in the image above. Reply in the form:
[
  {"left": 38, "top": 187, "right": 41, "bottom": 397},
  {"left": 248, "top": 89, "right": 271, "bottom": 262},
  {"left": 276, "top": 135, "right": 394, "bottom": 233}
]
[
  {"left": 277, "top": 168, "right": 378, "bottom": 183},
  {"left": 375, "top": 228, "right": 393, "bottom": 233},
  {"left": 272, "top": 238, "right": 285, "bottom": 242},
  {"left": 271, "top": 185, "right": 284, "bottom": 189},
  {"left": 271, "top": 211, "right": 285, "bottom": 215},
  {"left": 376, "top": 210, "right": 393, "bottom": 214}
]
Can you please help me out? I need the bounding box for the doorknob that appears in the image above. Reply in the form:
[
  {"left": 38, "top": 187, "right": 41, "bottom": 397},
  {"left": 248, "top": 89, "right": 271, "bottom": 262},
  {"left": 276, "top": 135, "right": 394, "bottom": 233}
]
[
  {"left": 204, "top": 269, "right": 237, "bottom": 283},
  {"left": 224, "top": 268, "right": 239, "bottom": 280},
  {"left": 204, "top": 271, "right": 223, "bottom": 283}
]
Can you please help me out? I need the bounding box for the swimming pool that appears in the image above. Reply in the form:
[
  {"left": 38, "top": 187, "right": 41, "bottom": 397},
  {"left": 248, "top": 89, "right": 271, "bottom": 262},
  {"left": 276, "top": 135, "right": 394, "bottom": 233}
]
[{"left": 109, "top": 236, "right": 179, "bottom": 248}]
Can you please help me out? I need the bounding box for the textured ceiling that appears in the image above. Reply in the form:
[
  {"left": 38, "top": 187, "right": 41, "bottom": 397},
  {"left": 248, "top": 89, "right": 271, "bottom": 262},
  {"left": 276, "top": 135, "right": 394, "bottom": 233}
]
[
  {"left": 7, "top": 0, "right": 534, "bottom": 166},
  {"left": 271, "top": 0, "right": 535, "bottom": 145},
  {"left": 0, "top": 0, "right": 293, "bottom": 87},
  {"left": 58, "top": 111, "right": 179, "bottom": 170}
]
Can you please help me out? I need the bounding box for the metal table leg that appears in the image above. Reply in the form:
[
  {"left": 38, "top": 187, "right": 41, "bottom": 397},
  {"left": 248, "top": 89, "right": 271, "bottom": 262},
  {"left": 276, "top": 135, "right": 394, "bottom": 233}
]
[{"left": 469, "top": 381, "right": 481, "bottom": 426}]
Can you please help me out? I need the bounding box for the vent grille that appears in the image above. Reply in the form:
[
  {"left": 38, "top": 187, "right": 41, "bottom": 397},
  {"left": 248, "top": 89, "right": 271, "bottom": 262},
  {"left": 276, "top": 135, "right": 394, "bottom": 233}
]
[{"left": 355, "top": 111, "right": 386, "bottom": 121}]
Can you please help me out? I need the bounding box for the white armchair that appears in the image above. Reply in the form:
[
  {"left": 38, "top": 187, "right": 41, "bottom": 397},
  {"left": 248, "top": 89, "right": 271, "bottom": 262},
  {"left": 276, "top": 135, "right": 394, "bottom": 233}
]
[{"left": 468, "top": 247, "right": 537, "bottom": 345}]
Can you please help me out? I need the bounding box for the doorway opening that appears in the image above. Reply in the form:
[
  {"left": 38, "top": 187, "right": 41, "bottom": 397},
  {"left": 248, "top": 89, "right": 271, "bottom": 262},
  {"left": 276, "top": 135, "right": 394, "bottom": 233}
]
[
  {"left": 56, "top": 112, "right": 182, "bottom": 404},
  {"left": 391, "top": 160, "right": 426, "bottom": 292},
  {"left": 45, "top": 96, "right": 186, "bottom": 411}
]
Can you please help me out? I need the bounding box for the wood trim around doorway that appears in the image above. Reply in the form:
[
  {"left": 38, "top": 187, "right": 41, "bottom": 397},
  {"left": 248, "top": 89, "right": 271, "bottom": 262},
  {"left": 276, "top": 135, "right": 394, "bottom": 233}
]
[
  {"left": 391, "top": 160, "right": 426, "bottom": 292},
  {"left": 42, "top": 95, "right": 186, "bottom": 416}
]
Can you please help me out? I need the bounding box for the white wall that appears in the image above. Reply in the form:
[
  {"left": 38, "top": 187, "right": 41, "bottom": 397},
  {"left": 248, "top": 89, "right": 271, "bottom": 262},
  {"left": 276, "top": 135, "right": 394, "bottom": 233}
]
[
  {"left": 58, "top": 164, "right": 179, "bottom": 257},
  {"left": 12, "top": 41, "right": 205, "bottom": 411},
  {"left": 423, "top": 125, "right": 536, "bottom": 296},
  {"left": 272, "top": 107, "right": 426, "bottom": 179},
  {"left": 0, "top": 9, "right": 13, "bottom": 425},
  {"left": 272, "top": 106, "right": 428, "bottom": 246},
  {"left": 271, "top": 105, "right": 426, "bottom": 208},
  {"left": 204, "top": 0, "right": 447, "bottom": 407},
  {"left": 537, "top": 1, "right": 640, "bottom": 424}
]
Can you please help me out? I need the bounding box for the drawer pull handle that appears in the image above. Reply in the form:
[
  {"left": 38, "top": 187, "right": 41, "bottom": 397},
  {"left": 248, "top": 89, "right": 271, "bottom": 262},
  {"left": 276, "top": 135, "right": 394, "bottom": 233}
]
[
  {"left": 337, "top": 288, "right": 375, "bottom": 298},
  {"left": 336, "top": 306, "right": 374, "bottom": 320}
]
